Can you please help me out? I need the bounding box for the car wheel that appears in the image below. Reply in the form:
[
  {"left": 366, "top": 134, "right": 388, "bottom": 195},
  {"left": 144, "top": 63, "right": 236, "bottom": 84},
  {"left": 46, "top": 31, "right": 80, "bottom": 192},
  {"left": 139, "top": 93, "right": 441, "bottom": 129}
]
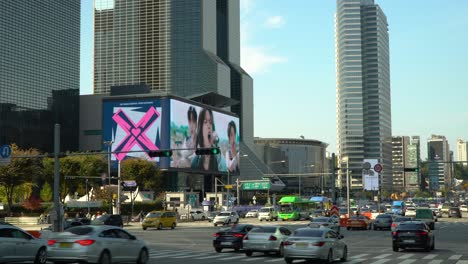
[
  {"left": 214, "top": 224, "right": 218, "bottom": 227},
  {"left": 227, "top": 219, "right": 231, "bottom": 225},
  {"left": 215, "top": 247, "right": 222, "bottom": 253},
  {"left": 234, "top": 247, "right": 240, "bottom": 252},
  {"left": 245, "top": 250, "right": 253, "bottom": 257},
  {"left": 347, "top": 227, "right": 350, "bottom": 230},
  {"left": 431, "top": 239, "right": 435, "bottom": 250},
  {"left": 137, "top": 248, "right": 149, "bottom": 264},
  {"left": 158, "top": 223, "right": 163, "bottom": 230},
  {"left": 202, "top": 216, "right": 206, "bottom": 220},
  {"left": 276, "top": 244, "right": 284, "bottom": 257},
  {"left": 171, "top": 223, "right": 176, "bottom": 229},
  {"left": 142, "top": 227, "right": 147, "bottom": 230},
  {"left": 326, "top": 250, "right": 333, "bottom": 264},
  {"left": 285, "top": 258, "right": 293, "bottom": 264},
  {"left": 340, "top": 246, "right": 348, "bottom": 262},
  {"left": 373, "top": 226, "right": 377, "bottom": 231},
  {"left": 34, "top": 247, "right": 47, "bottom": 264},
  {"left": 235, "top": 219, "right": 239, "bottom": 224},
  {"left": 392, "top": 244, "right": 399, "bottom": 252},
  {"left": 98, "top": 251, "right": 111, "bottom": 264},
  {"left": 260, "top": 219, "right": 263, "bottom": 222}
]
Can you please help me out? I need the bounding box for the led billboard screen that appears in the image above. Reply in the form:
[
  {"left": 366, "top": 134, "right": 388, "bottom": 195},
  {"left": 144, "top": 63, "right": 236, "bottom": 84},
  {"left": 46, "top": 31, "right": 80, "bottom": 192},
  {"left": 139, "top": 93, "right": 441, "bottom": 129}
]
[
  {"left": 102, "top": 99, "right": 164, "bottom": 162},
  {"left": 362, "top": 159, "right": 379, "bottom": 191},
  {"left": 170, "top": 99, "right": 240, "bottom": 174}
]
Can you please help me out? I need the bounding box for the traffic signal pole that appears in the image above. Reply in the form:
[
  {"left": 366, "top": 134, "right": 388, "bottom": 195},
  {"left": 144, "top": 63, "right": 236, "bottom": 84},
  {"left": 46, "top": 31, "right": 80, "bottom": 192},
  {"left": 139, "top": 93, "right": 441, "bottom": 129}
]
[{"left": 331, "top": 153, "right": 336, "bottom": 205}]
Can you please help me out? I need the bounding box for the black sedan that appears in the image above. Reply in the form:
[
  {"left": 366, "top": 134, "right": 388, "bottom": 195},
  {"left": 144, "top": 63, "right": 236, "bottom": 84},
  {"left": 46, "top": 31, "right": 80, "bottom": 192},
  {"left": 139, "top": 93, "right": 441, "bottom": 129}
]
[
  {"left": 392, "top": 221, "right": 435, "bottom": 252},
  {"left": 213, "top": 224, "right": 254, "bottom": 252}
]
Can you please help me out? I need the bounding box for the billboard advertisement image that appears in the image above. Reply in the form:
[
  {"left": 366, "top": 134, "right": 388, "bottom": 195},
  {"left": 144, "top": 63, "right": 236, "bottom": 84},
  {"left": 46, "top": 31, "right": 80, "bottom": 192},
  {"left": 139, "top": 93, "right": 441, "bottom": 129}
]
[
  {"left": 170, "top": 99, "right": 240, "bottom": 174},
  {"left": 103, "top": 99, "right": 163, "bottom": 162},
  {"left": 362, "top": 159, "right": 379, "bottom": 191}
]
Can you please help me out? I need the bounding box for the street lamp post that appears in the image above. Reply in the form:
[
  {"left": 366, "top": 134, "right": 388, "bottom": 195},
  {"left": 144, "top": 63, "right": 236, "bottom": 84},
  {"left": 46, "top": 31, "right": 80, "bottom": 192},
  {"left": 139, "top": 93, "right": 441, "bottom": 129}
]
[{"left": 103, "top": 141, "right": 114, "bottom": 214}]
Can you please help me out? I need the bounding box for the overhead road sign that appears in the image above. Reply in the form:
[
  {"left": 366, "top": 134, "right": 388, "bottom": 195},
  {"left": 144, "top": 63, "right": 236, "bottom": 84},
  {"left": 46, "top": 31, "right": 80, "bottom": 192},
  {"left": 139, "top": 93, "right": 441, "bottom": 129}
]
[{"left": 242, "top": 181, "right": 270, "bottom": 190}]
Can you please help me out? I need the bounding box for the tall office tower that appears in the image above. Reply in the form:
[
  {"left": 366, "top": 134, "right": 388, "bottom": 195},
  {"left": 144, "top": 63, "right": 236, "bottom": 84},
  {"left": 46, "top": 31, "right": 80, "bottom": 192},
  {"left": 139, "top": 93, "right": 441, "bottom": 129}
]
[
  {"left": 0, "top": 1, "right": 80, "bottom": 152},
  {"left": 427, "top": 135, "right": 451, "bottom": 191},
  {"left": 93, "top": 0, "right": 254, "bottom": 145},
  {"left": 457, "top": 138, "right": 468, "bottom": 166},
  {"left": 335, "top": 0, "right": 392, "bottom": 190},
  {"left": 392, "top": 136, "right": 420, "bottom": 192}
]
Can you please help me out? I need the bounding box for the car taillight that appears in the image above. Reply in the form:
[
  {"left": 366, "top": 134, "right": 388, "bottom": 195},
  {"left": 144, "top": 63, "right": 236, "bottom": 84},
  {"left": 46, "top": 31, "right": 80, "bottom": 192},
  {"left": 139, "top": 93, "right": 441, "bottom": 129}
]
[
  {"left": 312, "top": 241, "right": 325, "bottom": 247},
  {"left": 391, "top": 223, "right": 397, "bottom": 227},
  {"left": 243, "top": 235, "right": 249, "bottom": 240},
  {"left": 268, "top": 235, "right": 277, "bottom": 241},
  {"left": 392, "top": 231, "right": 399, "bottom": 236},
  {"left": 213, "top": 233, "right": 220, "bottom": 237},
  {"left": 233, "top": 233, "right": 244, "bottom": 238},
  {"left": 48, "top": 239, "right": 57, "bottom": 246},
  {"left": 283, "top": 241, "right": 295, "bottom": 246},
  {"left": 75, "top": 239, "right": 95, "bottom": 246},
  {"left": 416, "top": 231, "right": 428, "bottom": 236}
]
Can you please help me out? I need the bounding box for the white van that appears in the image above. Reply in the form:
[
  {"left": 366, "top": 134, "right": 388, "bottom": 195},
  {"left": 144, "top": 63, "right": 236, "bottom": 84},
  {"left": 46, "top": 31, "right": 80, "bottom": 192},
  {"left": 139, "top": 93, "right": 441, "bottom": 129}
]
[{"left": 258, "top": 207, "right": 278, "bottom": 221}]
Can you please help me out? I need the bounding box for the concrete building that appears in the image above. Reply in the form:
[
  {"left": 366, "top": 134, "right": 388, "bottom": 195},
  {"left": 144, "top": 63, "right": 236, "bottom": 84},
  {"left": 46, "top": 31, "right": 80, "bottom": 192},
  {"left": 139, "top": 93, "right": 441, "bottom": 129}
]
[
  {"left": 392, "top": 136, "right": 420, "bottom": 192},
  {"left": 0, "top": 1, "right": 80, "bottom": 152},
  {"left": 457, "top": 138, "right": 468, "bottom": 166},
  {"left": 427, "top": 135, "right": 451, "bottom": 192},
  {"left": 254, "top": 138, "right": 329, "bottom": 196},
  {"left": 335, "top": 0, "right": 392, "bottom": 190},
  {"left": 92, "top": 0, "right": 254, "bottom": 147}
]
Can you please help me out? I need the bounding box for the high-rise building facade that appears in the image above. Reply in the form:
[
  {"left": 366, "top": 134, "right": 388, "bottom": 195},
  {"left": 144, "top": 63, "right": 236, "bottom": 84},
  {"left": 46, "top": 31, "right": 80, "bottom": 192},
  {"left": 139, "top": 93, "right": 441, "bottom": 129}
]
[
  {"left": 457, "top": 138, "right": 468, "bottom": 166},
  {"left": 335, "top": 0, "right": 392, "bottom": 190},
  {"left": 427, "top": 135, "right": 451, "bottom": 191},
  {"left": 392, "top": 136, "right": 420, "bottom": 192},
  {"left": 0, "top": 1, "right": 80, "bottom": 152},
  {"left": 93, "top": 0, "right": 254, "bottom": 145}
]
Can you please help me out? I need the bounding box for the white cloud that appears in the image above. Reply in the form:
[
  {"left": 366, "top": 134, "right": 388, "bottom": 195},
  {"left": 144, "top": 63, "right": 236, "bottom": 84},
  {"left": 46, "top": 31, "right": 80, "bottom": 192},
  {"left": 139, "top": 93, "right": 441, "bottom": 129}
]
[
  {"left": 241, "top": 45, "right": 287, "bottom": 74},
  {"left": 265, "top": 16, "right": 285, "bottom": 28}
]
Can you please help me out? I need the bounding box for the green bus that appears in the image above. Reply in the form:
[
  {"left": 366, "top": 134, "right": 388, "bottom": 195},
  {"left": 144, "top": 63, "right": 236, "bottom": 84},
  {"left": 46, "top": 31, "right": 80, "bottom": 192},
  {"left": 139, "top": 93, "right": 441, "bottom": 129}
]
[{"left": 278, "top": 196, "right": 316, "bottom": 221}]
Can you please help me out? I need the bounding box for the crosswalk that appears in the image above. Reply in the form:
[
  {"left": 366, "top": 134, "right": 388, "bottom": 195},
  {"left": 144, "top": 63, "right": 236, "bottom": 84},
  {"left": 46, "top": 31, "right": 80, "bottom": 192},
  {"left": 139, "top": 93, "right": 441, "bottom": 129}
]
[{"left": 149, "top": 249, "right": 468, "bottom": 263}]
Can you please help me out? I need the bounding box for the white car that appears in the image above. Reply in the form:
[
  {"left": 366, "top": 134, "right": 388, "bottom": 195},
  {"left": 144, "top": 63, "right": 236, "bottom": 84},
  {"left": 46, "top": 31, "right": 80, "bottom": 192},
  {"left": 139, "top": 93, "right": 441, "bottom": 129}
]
[
  {"left": 213, "top": 211, "right": 239, "bottom": 226},
  {"left": 190, "top": 210, "right": 207, "bottom": 221},
  {"left": 405, "top": 207, "right": 416, "bottom": 217},
  {"left": 258, "top": 207, "right": 278, "bottom": 221},
  {"left": 461, "top": 205, "right": 468, "bottom": 212},
  {"left": 245, "top": 210, "right": 259, "bottom": 218},
  {"left": 0, "top": 223, "right": 48, "bottom": 264}
]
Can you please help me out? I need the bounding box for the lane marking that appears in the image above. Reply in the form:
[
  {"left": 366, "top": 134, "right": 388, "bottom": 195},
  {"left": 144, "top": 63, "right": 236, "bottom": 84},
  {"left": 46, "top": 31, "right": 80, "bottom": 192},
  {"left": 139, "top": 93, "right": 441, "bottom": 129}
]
[
  {"left": 218, "top": 255, "right": 248, "bottom": 260},
  {"left": 195, "top": 255, "right": 226, "bottom": 260},
  {"left": 351, "top": 254, "right": 370, "bottom": 259},
  {"left": 398, "top": 254, "right": 415, "bottom": 259},
  {"left": 368, "top": 259, "right": 391, "bottom": 264},
  {"left": 398, "top": 260, "right": 416, "bottom": 264},
  {"left": 456, "top": 261, "right": 468, "bottom": 264},
  {"left": 265, "top": 258, "right": 287, "bottom": 262},
  {"left": 449, "top": 255, "right": 463, "bottom": 260},
  {"left": 374, "top": 253, "right": 392, "bottom": 259},
  {"left": 347, "top": 259, "right": 366, "bottom": 264},
  {"left": 242, "top": 257, "right": 267, "bottom": 262},
  {"left": 428, "top": 260, "right": 443, "bottom": 264},
  {"left": 423, "top": 254, "right": 438, "bottom": 260},
  {"left": 173, "top": 253, "right": 210, "bottom": 259}
]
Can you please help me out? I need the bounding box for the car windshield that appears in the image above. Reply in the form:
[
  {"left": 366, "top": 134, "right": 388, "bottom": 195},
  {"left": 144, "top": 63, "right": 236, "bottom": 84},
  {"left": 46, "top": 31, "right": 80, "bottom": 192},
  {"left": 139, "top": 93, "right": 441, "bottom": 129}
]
[
  {"left": 293, "top": 229, "right": 324, "bottom": 237},
  {"left": 260, "top": 208, "right": 271, "bottom": 213},
  {"left": 376, "top": 215, "right": 391, "bottom": 219},
  {"left": 66, "top": 226, "right": 94, "bottom": 235},
  {"left": 394, "top": 217, "right": 412, "bottom": 222},
  {"left": 250, "top": 226, "right": 277, "bottom": 233},
  {"left": 146, "top": 213, "right": 161, "bottom": 218},
  {"left": 398, "top": 224, "right": 425, "bottom": 231},
  {"left": 350, "top": 216, "right": 366, "bottom": 220},
  {"left": 392, "top": 205, "right": 402, "bottom": 209},
  {"left": 218, "top": 212, "right": 230, "bottom": 216},
  {"left": 249, "top": 210, "right": 257, "bottom": 213},
  {"left": 312, "top": 217, "right": 329, "bottom": 222}
]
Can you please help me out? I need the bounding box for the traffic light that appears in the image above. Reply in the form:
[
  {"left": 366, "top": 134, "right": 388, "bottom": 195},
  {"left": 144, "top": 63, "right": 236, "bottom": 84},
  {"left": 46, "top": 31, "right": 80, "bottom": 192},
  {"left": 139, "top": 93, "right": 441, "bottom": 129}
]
[
  {"left": 404, "top": 167, "right": 419, "bottom": 172},
  {"left": 195, "top": 147, "right": 220, "bottom": 155},
  {"left": 148, "top": 149, "right": 173, "bottom": 157}
]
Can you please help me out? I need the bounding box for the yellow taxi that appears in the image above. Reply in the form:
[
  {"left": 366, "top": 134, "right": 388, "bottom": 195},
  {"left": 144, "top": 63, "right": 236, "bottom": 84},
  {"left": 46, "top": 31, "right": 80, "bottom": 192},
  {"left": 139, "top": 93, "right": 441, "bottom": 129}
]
[{"left": 142, "top": 211, "right": 177, "bottom": 230}]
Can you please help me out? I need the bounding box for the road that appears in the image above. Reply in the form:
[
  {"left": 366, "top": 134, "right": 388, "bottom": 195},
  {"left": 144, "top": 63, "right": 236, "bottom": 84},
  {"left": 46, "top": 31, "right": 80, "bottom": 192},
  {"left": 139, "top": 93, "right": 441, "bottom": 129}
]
[{"left": 124, "top": 215, "right": 468, "bottom": 264}]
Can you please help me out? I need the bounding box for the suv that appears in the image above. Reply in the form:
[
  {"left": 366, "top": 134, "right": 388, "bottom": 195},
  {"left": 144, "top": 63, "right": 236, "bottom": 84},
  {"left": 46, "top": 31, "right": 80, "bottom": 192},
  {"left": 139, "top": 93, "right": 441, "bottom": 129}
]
[
  {"left": 258, "top": 207, "right": 278, "bottom": 221},
  {"left": 213, "top": 211, "right": 239, "bottom": 226},
  {"left": 415, "top": 208, "right": 435, "bottom": 230},
  {"left": 91, "top": 214, "right": 123, "bottom": 227}
]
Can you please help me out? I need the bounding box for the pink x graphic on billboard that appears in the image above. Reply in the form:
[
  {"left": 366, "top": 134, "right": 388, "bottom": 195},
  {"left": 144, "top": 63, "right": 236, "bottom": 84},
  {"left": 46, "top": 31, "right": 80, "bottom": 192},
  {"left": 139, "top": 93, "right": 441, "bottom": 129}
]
[{"left": 103, "top": 99, "right": 165, "bottom": 162}]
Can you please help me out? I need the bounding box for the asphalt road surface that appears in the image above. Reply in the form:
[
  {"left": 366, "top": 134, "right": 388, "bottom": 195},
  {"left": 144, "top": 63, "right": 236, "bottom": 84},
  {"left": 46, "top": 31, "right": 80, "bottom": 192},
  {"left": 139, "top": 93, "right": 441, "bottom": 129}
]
[{"left": 124, "top": 215, "right": 468, "bottom": 264}]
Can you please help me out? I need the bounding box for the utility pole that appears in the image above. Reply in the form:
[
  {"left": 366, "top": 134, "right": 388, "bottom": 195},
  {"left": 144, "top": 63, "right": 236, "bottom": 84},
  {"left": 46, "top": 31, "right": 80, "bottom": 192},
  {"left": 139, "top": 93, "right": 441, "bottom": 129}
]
[
  {"left": 331, "top": 153, "right": 336, "bottom": 204},
  {"left": 236, "top": 178, "right": 240, "bottom": 206},
  {"left": 53, "top": 124, "right": 62, "bottom": 232},
  {"left": 103, "top": 141, "right": 113, "bottom": 213}
]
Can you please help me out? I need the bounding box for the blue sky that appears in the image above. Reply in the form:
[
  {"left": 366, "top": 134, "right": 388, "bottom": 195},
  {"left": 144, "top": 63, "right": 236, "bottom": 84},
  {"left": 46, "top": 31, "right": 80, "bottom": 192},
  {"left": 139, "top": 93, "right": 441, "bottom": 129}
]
[{"left": 80, "top": 0, "right": 468, "bottom": 160}]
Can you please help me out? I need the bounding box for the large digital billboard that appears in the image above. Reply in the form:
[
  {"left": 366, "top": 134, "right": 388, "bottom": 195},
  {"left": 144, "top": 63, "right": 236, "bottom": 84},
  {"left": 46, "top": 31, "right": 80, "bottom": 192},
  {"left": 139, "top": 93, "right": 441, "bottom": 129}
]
[
  {"left": 170, "top": 99, "right": 240, "bottom": 174},
  {"left": 102, "top": 99, "right": 164, "bottom": 162},
  {"left": 362, "top": 159, "right": 379, "bottom": 191}
]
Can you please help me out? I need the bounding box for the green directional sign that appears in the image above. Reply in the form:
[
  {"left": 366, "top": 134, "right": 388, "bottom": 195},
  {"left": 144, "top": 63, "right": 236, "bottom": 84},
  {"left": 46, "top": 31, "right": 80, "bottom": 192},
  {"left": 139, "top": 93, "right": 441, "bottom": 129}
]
[{"left": 242, "top": 181, "right": 271, "bottom": 190}]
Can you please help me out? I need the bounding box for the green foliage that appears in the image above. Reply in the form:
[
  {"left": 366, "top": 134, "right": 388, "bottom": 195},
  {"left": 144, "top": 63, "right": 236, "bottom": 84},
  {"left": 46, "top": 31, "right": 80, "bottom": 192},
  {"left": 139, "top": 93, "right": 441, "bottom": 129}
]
[
  {"left": 120, "top": 201, "right": 163, "bottom": 215},
  {"left": 414, "top": 190, "right": 431, "bottom": 198},
  {"left": 454, "top": 163, "right": 468, "bottom": 180},
  {"left": 22, "top": 196, "right": 42, "bottom": 211},
  {"left": 40, "top": 182, "right": 53, "bottom": 202},
  {"left": 121, "top": 158, "right": 163, "bottom": 194}
]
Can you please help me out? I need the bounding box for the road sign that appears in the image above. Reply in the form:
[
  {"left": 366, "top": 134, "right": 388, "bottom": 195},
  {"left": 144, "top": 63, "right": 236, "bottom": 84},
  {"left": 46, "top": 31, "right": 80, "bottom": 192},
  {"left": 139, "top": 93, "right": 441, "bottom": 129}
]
[
  {"left": 242, "top": 181, "right": 270, "bottom": 190},
  {"left": 329, "top": 205, "right": 339, "bottom": 217},
  {"left": 374, "top": 163, "right": 383, "bottom": 173},
  {"left": 225, "top": 185, "right": 233, "bottom": 189},
  {"left": 0, "top": 145, "right": 12, "bottom": 165}
]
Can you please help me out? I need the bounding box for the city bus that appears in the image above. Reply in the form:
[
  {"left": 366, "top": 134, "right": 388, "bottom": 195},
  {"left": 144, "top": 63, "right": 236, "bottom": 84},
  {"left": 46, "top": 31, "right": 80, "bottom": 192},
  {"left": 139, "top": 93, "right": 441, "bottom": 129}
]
[{"left": 278, "top": 196, "right": 316, "bottom": 220}]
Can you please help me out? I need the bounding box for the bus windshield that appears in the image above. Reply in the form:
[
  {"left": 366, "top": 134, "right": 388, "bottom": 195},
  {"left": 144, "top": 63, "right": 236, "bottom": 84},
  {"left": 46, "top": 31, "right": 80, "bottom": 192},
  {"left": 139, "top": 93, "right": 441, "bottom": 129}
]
[{"left": 280, "top": 204, "right": 294, "bottom": 213}]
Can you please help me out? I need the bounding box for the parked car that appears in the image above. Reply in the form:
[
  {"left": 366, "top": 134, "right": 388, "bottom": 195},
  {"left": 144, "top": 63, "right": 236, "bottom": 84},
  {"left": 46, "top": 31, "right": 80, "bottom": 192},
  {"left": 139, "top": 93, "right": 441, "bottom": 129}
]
[
  {"left": 373, "top": 214, "right": 393, "bottom": 231},
  {"left": 258, "top": 207, "right": 278, "bottom": 221},
  {"left": 0, "top": 223, "right": 48, "bottom": 264},
  {"left": 245, "top": 210, "right": 259, "bottom": 218},
  {"left": 91, "top": 214, "right": 124, "bottom": 228},
  {"left": 142, "top": 211, "right": 177, "bottom": 230},
  {"left": 243, "top": 225, "right": 292, "bottom": 257},
  {"left": 308, "top": 217, "right": 341, "bottom": 233},
  {"left": 448, "top": 207, "right": 462, "bottom": 218},
  {"left": 190, "top": 210, "right": 207, "bottom": 221},
  {"left": 391, "top": 216, "right": 413, "bottom": 232},
  {"left": 47, "top": 225, "right": 149, "bottom": 264},
  {"left": 415, "top": 208, "right": 435, "bottom": 230},
  {"left": 346, "top": 215, "right": 372, "bottom": 230},
  {"left": 213, "top": 211, "right": 239, "bottom": 226},
  {"left": 212, "top": 224, "right": 254, "bottom": 252},
  {"left": 391, "top": 221, "right": 434, "bottom": 252},
  {"left": 207, "top": 211, "right": 220, "bottom": 223},
  {"left": 283, "top": 228, "right": 347, "bottom": 264}
]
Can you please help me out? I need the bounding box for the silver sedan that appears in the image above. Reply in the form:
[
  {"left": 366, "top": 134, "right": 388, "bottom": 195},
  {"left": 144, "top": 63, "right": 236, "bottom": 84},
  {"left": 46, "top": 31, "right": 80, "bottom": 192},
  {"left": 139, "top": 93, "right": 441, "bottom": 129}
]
[
  {"left": 0, "top": 223, "right": 47, "bottom": 264},
  {"left": 283, "top": 228, "right": 347, "bottom": 264},
  {"left": 243, "top": 225, "right": 292, "bottom": 257},
  {"left": 47, "top": 225, "right": 148, "bottom": 264},
  {"left": 308, "top": 217, "right": 341, "bottom": 233}
]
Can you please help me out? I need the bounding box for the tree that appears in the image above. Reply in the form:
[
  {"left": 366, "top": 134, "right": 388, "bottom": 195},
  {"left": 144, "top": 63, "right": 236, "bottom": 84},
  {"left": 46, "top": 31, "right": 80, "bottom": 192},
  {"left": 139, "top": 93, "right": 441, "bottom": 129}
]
[
  {"left": 22, "top": 196, "right": 42, "bottom": 212},
  {"left": 0, "top": 145, "right": 42, "bottom": 215},
  {"left": 40, "top": 182, "right": 53, "bottom": 202}
]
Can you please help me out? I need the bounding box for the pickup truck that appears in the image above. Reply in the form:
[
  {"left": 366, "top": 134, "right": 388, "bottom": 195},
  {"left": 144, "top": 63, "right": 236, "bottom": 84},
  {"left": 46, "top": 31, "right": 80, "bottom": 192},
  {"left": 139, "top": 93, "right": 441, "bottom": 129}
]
[{"left": 415, "top": 208, "right": 435, "bottom": 230}]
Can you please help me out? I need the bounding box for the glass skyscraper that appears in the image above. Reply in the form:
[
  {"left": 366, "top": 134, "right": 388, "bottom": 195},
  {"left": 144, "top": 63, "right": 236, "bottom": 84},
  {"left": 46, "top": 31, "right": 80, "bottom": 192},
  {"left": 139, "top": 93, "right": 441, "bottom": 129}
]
[
  {"left": 0, "top": 1, "right": 80, "bottom": 152},
  {"left": 335, "top": 0, "right": 392, "bottom": 190}
]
